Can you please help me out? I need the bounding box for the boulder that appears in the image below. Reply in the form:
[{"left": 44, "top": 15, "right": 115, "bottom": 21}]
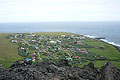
[{"left": 101, "top": 62, "right": 120, "bottom": 80}]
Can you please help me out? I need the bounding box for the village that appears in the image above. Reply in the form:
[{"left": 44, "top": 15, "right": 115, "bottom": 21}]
[{"left": 8, "top": 33, "right": 107, "bottom": 66}]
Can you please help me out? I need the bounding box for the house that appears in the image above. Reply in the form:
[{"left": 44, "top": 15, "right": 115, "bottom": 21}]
[
  {"left": 45, "top": 47, "right": 48, "bottom": 50},
  {"left": 80, "top": 50, "right": 86, "bottom": 53},
  {"left": 50, "top": 41, "right": 56, "bottom": 44},
  {"left": 11, "top": 40, "right": 18, "bottom": 43},
  {"left": 19, "top": 61, "right": 24, "bottom": 63},
  {"left": 26, "top": 58, "right": 31, "bottom": 62},
  {"left": 57, "top": 40, "right": 61, "bottom": 43},
  {"left": 76, "top": 48, "right": 81, "bottom": 51},
  {"left": 32, "top": 53, "right": 36, "bottom": 56},
  {"left": 31, "top": 40, "right": 37, "bottom": 43},
  {"left": 32, "top": 57, "right": 36, "bottom": 62},
  {"left": 65, "top": 58, "right": 73, "bottom": 61},
  {"left": 61, "top": 35, "right": 66, "bottom": 37},
  {"left": 77, "top": 41, "right": 82, "bottom": 44},
  {"left": 75, "top": 56, "right": 81, "bottom": 59},
  {"left": 39, "top": 49, "right": 45, "bottom": 52},
  {"left": 80, "top": 49, "right": 87, "bottom": 53},
  {"left": 19, "top": 47, "right": 25, "bottom": 50},
  {"left": 76, "top": 48, "right": 87, "bottom": 53},
  {"left": 71, "top": 35, "right": 74, "bottom": 37}
]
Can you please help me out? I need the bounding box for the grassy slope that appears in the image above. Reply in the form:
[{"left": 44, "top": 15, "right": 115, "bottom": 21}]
[
  {"left": 84, "top": 39, "right": 120, "bottom": 68},
  {"left": 0, "top": 33, "right": 23, "bottom": 68}
]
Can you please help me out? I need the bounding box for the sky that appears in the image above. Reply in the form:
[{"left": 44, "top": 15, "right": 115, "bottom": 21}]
[{"left": 0, "top": 0, "right": 120, "bottom": 22}]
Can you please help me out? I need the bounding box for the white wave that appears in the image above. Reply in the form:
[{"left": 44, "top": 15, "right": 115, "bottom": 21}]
[
  {"left": 84, "top": 35, "right": 120, "bottom": 47},
  {"left": 100, "top": 39, "right": 120, "bottom": 47},
  {"left": 100, "top": 39, "right": 108, "bottom": 42}
]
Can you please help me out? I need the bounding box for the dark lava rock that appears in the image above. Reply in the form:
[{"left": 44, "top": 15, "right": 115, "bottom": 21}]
[
  {"left": 0, "top": 60, "right": 120, "bottom": 80},
  {"left": 100, "top": 62, "right": 120, "bottom": 80},
  {"left": 56, "top": 59, "right": 72, "bottom": 67},
  {"left": 115, "top": 46, "right": 120, "bottom": 51}
]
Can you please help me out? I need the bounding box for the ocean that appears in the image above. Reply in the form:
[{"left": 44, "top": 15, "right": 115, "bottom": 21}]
[{"left": 0, "top": 21, "right": 120, "bottom": 46}]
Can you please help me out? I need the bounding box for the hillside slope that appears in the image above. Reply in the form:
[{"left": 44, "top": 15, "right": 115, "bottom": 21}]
[{"left": 0, "top": 33, "right": 22, "bottom": 68}]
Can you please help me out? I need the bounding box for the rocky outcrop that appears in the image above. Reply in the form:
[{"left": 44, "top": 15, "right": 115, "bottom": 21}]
[
  {"left": 100, "top": 62, "right": 120, "bottom": 80},
  {"left": 0, "top": 60, "right": 120, "bottom": 80}
]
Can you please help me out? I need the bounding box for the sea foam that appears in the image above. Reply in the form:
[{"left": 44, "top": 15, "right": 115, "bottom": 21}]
[{"left": 85, "top": 35, "right": 120, "bottom": 47}]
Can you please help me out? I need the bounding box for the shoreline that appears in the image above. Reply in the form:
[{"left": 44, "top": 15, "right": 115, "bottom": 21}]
[
  {"left": 84, "top": 35, "right": 120, "bottom": 51},
  {"left": 100, "top": 39, "right": 120, "bottom": 51}
]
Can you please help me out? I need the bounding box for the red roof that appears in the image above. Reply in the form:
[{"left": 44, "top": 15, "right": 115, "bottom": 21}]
[
  {"left": 75, "top": 56, "right": 80, "bottom": 59},
  {"left": 32, "top": 57, "right": 36, "bottom": 60},
  {"left": 77, "top": 41, "right": 82, "bottom": 44}
]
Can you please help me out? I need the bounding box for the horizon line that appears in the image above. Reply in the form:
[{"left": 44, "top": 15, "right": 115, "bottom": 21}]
[{"left": 0, "top": 21, "right": 120, "bottom": 23}]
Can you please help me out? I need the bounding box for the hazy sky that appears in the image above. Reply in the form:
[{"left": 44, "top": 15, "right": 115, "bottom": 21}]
[{"left": 0, "top": 0, "right": 120, "bottom": 22}]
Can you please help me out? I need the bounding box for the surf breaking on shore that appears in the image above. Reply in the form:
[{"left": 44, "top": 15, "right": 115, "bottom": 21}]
[{"left": 85, "top": 35, "right": 120, "bottom": 48}]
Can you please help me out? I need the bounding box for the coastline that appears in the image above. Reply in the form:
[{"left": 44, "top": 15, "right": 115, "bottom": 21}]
[{"left": 85, "top": 35, "right": 120, "bottom": 51}]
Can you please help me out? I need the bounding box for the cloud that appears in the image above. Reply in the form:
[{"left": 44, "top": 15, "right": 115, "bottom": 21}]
[{"left": 0, "top": 0, "right": 120, "bottom": 22}]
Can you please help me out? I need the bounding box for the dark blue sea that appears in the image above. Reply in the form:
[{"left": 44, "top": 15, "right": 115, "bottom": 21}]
[{"left": 0, "top": 21, "right": 120, "bottom": 46}]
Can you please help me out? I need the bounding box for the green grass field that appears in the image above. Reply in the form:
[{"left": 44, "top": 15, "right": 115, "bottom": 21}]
[
  {"left": 0, "top": 33, "right": 23, "bottom": 68},
  {"left": 0, "top": 32, "right": 120, "bottom": 68},
  {"left": 84, "top": 39, "right": 120, "bottom": 68}
]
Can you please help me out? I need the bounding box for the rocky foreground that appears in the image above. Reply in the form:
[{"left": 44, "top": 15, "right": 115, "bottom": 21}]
[{"left": 0, "top": 60, "right": 120, "bottom": 80}]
